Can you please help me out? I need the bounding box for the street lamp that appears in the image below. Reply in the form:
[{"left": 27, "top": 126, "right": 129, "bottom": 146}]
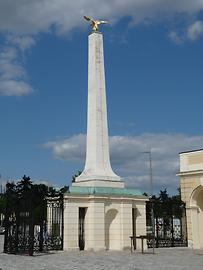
[{"left": 142, "top": 150, "right": 155, "bottom": 253}]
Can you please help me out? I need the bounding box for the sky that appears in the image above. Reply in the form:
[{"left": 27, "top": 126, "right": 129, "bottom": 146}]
[{"left": 0, "top": 0, "right": 203, "bottom": 195}]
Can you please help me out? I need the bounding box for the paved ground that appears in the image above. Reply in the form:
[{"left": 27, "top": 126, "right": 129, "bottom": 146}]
[{"left": 0, "top": 236, "right": 203, "bottom": 270}]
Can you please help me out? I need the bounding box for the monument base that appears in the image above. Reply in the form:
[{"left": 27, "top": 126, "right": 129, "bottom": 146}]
[
  {"left": 63, "top": 188, "right": 148, "bottom": 251},
  {"left": 72, "top": 179, "right": 124, "bottom": 188}
]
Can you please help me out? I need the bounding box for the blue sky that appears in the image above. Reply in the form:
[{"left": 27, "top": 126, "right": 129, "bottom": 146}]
[{"left": 0, "top": 1, "right": 203, "bottom": 195}]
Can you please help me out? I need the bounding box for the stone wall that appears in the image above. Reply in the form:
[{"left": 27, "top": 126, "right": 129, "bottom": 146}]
[
  {"left": 178, "top": 149, "right": 203, "bottom": 249},
  {"left": 63, "top": 194, "right": 147, "bottom": 251}
]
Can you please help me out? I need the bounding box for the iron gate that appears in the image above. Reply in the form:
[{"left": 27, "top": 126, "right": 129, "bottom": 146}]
[
  {"left": 3, "top": 178, "right": 64, "bottom": 255},
  {"left": 46, "top": 196, "right": 63, "bottom": 251},
  {"left": 4, "top": 194, "right": 36, "bottom": 255},
  {"left": 4, "top": 196, "right": 63, "bottom": 254},
  {"left": 146, "top": 200, "right": 187, "bottom": 248}
]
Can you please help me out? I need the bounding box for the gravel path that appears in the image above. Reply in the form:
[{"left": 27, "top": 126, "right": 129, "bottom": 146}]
[{"left": 0, "top": 236, "right": 203, "bottom": 270}]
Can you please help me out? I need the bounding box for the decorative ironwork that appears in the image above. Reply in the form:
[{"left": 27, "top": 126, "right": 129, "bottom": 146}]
[
  {"left": 146, "top": 195, "right": 187, "bottom": 248},
  {"left": 3, "top": 176, "right": 64, "bottom": 255},
  {"left": 45, "top": 196, "right": 63, "bottom": 251}
]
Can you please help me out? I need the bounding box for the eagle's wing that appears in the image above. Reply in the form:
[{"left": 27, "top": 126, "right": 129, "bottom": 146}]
[
  {"left": 84, "top": 16, "right": 93, "bottom": 22},
  {"left": 100, "top": 20, "right": 108, "bottom": 24}
]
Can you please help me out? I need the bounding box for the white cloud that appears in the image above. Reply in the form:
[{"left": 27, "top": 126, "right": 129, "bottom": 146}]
[
  {"left": 187, "top": 20, "right": 203, "bottom": 40},
  {"left": 0, "top": 1, "right": 203, "bottom": 35},
  {"left": 44, "top": 134, "right": 86, "bottom": 161},
  {"left": 169, "top": 20, "right": 203, "bottom": 44},
  {"left": 44, "top": 133, "right": 203, "bottom": 194},
  {"left": 0, "top": 1, "right": 202, "bottom": 95},
  {"left": 0, "top": 37, "right": 35, "bottom": 96},
  {"left": 0, "top": 80, "right": 33, "bottom": 96},
  {"left": 168, "top": 31, "right": 184, "bottom": 44},
  {"left": 0, "top": 47, "right": 25, "bottom": 79},
  {"left": 7, "top": 35, "right": 36, "bottom": 51}
]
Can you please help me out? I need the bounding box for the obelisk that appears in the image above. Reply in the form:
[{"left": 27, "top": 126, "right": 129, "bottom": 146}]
[{"left": 73, "top": 26, "right": 124, "bottom": 188}]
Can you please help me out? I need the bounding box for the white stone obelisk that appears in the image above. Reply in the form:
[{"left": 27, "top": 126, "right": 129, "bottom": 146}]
[{"left": 73, "top": 32, "right": 124, "bottom": 188}]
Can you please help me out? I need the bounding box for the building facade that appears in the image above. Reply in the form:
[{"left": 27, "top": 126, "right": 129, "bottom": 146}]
[
  {"left": 63, "top": 187, "right": 147, "bottom": 251},
  {"left": 178, "top": 149, "right": 203, "bottom": 249}
]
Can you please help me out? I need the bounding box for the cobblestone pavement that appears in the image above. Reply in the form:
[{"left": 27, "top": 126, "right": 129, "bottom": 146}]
[{"left": 0, "top": 246, "right": 203, "bottom": 270}]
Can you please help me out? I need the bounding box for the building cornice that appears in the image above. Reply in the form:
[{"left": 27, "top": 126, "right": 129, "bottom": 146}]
[
  {"left": 177, "top": 170, "right": 203, "bottom": 177},
  {"left": 64, "top": 193, "right": 148, "bottom": 202}
]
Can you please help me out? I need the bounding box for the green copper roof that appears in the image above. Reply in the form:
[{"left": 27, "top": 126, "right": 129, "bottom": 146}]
[{"left": 69, "top": 186, "right": 143, "bottom": 196}]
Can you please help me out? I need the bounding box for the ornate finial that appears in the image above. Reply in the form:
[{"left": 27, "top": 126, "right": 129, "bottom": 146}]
[{"left": 84, "top": 16, "right": 108, "bottom": 32}]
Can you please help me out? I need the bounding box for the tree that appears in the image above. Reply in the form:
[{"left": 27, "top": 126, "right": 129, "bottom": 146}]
[
  {"left": 59, "top": 185, "right": 69, "bottom": 194},
  {"left": 146, "top": 188, "right": 185, "bottom": 240},
  {"left": 72, "top": 170, "right": 82, "bottom": 183}
]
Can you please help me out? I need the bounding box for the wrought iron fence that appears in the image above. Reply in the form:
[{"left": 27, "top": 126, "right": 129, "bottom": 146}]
[
  {"left": 3, "top": 178, "right": 64, "bottom": 255},
  {"left": 146, "top": 200, "right": 187, "bottom": 248}
]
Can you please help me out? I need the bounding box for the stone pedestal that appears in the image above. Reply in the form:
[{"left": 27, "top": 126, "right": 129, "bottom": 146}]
[{"left": 63, "top": 187, "right": 147, "bottom": 251}]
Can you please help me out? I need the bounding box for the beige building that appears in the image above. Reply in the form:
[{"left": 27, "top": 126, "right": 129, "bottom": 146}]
[
  {"left": 63, "top": 187, "right": 147, "bottom": 251},
  {"left": 178, "top": 149, "right": 203, "bottom": 249}
]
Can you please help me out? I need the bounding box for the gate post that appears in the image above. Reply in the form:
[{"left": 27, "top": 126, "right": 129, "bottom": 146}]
[
  {"left": 39, "top": 220, "right": 44, "bottom": 252},
  {"left": 14, "top": 209, "right": 19, "bottom": 254},
  {"left": 28, "top": 199, "right": 34, "bottom": 256}
]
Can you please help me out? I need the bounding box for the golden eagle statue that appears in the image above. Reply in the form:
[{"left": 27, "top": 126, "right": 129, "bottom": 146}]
[{"left": 84, "top": 16, "right": 108, "bottom": 31}]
